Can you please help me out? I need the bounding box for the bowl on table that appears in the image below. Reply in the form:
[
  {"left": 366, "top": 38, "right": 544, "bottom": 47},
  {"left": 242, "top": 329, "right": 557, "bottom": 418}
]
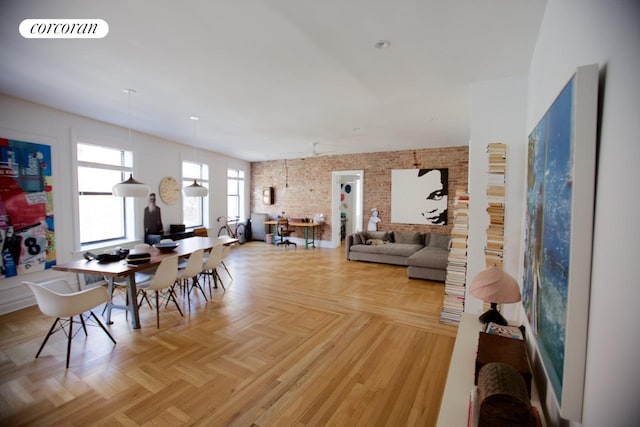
[{"left": 154, "top": 242, "right": 179, "bottom": 253}]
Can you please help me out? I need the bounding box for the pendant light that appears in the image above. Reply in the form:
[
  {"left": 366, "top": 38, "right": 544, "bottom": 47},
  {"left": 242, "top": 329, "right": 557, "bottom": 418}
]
[
  {"left": 183, "top": 115, "right": 209, "bottom": 197},
  {"left": 112, "top": 89, "right": 150, "bottom": 197}
]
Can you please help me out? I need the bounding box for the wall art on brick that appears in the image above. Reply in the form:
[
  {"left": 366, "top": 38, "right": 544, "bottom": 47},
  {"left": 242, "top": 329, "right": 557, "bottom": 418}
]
[
  {"left": 0, "top": 137, "right": 55, "bottom": 278},
  {"left": 391, "top": 168, "right": 448, "bottom": 225}
]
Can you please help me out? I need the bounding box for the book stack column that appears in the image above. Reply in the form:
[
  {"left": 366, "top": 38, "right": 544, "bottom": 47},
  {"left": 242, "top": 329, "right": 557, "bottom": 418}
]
[
  {"left": 440, "top": 188, "right": 469, "bottom": 325},
  {"left": 485, "top": 143, "right": 506, "bottom": 268}
]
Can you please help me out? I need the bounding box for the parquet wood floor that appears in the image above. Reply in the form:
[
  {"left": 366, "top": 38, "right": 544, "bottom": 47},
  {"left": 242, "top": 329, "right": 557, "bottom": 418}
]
[{"left": 0, "top": 242, "right": 457, "bottom": 426}]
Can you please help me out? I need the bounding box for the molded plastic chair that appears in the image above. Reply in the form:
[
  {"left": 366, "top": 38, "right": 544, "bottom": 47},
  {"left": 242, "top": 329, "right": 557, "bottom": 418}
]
[
  {"left": 177, "top": 248, "right": 206, "bottom": 311},
  {"left": 200, "top": 243, "right": 225, "bottom": 297},
  {"left": 23, "top": 279, "right": 116, "bottom": 368},
  {"left": 104, "top": 243, "right": 154, "bottom": 316},
  {"left": 135, "top": 255, "right": 181, "bottom": 328},
  {"left": 220, "top": 243, "right": 233, "bottom": 280}
]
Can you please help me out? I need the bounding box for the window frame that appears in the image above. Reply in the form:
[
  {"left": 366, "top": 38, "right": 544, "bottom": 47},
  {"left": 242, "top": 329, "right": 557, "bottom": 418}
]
[
  {"left": 75, "top": 141, "right": 136, "bottom": 249},
  {"left": 182, "top": 160, "right": 209, "bottom": 229},
  {"left": 226, "top": 168, "right": 245, "bottom": 222}
]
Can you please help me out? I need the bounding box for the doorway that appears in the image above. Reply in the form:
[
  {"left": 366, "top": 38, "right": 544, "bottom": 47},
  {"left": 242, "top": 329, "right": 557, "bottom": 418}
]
[{"left": 331, "top": 170, "right": 364, "bottom": 248}]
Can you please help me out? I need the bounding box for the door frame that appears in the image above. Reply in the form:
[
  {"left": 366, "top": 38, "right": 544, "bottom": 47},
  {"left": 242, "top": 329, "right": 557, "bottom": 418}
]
[{"left": 331, "top": 170, "right": 363, "bottom": 248}]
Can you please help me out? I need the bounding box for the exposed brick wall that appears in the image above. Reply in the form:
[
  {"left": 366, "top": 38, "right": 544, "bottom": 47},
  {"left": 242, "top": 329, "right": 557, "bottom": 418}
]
[{"left": 250, "top": 146, "right": 468, "bottom": 242}]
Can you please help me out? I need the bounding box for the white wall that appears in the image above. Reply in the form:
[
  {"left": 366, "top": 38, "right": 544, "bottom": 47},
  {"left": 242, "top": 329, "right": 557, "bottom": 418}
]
[
  {"left": 0, "top": 94, "right": 250, "bottom": 314},
  {"left": 467, "top": 75, "right": 528, "bottom": 319},
  {"left": 526, "top": 1, "right": 639, "bottom": 425}
]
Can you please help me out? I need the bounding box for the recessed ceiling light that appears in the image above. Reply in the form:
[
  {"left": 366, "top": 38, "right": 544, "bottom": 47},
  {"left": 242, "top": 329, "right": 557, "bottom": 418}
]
[{"left": 374, "top": 40, "right": 390, "bottom": 49}]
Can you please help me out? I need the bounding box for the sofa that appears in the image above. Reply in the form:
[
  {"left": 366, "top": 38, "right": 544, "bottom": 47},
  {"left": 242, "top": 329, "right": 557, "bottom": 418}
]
[{"left": 345, "top": 230, "right": 450, "bottom": 281}]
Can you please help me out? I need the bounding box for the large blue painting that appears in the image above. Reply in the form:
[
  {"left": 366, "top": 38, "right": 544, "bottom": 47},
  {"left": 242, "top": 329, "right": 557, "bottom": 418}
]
[
  {"left": 523, "top": 76, "right": 574, "bottom": 402},
  {"left": 522, "top": 64, "right": 598, "bottom": 421}
]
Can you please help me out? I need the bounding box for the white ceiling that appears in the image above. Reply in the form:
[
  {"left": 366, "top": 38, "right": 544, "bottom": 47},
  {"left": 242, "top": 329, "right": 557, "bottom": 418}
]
[{"left": 0, "top": 0, "right": 546, "bottom": 162}]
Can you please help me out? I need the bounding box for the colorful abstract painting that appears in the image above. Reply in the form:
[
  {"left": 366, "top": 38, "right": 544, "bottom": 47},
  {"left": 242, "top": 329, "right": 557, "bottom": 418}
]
[{"left": 0, "top": 138, "right": 55, "bottom": 278}]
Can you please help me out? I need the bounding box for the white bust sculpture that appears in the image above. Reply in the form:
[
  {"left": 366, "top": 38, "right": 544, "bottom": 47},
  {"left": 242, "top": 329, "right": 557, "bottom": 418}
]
[{"left": 367, "top": 208, "right": 381, "bottom": 231}]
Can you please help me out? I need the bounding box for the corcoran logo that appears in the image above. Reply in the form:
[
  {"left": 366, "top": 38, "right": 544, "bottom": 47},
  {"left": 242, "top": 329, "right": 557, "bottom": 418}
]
[{"left": 19, "top": 19, "right": 109, "bottom": 39}]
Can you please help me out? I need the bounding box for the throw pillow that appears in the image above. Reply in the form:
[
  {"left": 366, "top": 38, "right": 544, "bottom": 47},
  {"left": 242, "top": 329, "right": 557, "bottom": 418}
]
[
  {"left": 367, "top": 231, "right": 391, "bottom": 242},
  {"left": 393, "top": 230, "right": 422, "bottom": 244},
  {"left": 428, "top": 233, "right": 451, "bottom": 249},
  {"left": 352, "top": 233, "right": 362, "bottom": 245}
]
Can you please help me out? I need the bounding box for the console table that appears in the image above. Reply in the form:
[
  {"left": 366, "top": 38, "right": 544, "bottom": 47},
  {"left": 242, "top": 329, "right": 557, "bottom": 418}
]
[{"left": 437, "top": 313, "right": 545, "bottom": 426}]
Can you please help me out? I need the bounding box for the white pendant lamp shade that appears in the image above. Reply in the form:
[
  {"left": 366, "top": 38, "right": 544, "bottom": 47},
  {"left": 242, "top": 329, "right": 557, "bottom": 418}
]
[
  {"left": 183, "top": 179, "right": 208, "bottom": 197},
  {"left": 113, "top": 88, "right": 150, "bottom": 198},
  {"left": 113, "top": 173, "right": 151, "bottom": 197},
  {"left": 183, "top": 115, "right": 208, "bottom": 197}
]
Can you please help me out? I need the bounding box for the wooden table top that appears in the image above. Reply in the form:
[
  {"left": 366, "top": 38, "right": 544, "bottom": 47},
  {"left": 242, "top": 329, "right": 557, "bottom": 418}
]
[
  {"left": 264, "top": 219, "right": 288, "bottom": 225},
  {"left": 53, "top": 236, "right": 219, "bottom": 278},
  {"left": 288, "top": 222, "right": 322, "bottom": 227}
]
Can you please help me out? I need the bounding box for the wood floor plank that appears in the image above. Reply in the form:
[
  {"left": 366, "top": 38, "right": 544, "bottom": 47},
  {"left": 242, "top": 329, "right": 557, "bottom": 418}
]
[{"left": 0, "top": 242, "right": 457, "bottom": 426}]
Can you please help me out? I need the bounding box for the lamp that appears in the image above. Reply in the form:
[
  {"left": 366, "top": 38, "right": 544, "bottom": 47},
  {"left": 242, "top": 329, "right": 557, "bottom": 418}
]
[
  {"left": 112, "top": 89, "right": 150, "bottom": 197},
  {"left": 469, "top": 265, "right": 521, "bottom": 326},
  {"left": 183, "top": 115, "right": 208, "bottom": 198}
]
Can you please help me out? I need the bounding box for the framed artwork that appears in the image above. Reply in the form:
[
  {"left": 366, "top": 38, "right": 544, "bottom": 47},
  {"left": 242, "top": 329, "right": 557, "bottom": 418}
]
[
  {"left": 391, "top": 168, "right": 448, "bottom": 225},
  {"left": 0, "top": 138, "right": 55, "bottom": 278},
  {"left": 262, "top": 187, "right": 273, "bottom": 205},
  {"left": 521, "top": 64, "right": 598, "bottom": 421}
]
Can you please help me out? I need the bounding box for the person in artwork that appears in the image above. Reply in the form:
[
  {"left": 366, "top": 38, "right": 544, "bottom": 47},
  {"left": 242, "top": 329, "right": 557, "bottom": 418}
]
[
  {"left": 143, "top": 192, "right": 163, "bottom": 234},
  {"left": 418, "top": 168, "right": 448, "bottom": 225},
  {"left": 367, "top": 208, "right": 381, "bottom": 231}
]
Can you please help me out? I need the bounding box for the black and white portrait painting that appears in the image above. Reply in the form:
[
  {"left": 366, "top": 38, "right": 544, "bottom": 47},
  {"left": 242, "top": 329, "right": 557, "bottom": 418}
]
[{"left": 391, "top": 168, "right": 448, "bottom": 225}]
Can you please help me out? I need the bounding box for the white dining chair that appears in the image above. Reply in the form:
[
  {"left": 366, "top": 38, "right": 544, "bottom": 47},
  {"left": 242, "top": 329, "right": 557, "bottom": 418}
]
[
  {"left": 135, "top": 255, "right": 181, "bottom": 328},
  {"left": 220, "top": 243, "right": 233, "bottom": 280},
  {"left": 104, "top": 243, "right": 154, "bottom": 316},
  {"left": 177, "top": 248, "right": 206, "bottom": 311},
  {"left": 200, "top": 243, "right": 225, "bottom": 297},
  {"left": 23, "top": 279, "right": 116, "bottom": 368}
]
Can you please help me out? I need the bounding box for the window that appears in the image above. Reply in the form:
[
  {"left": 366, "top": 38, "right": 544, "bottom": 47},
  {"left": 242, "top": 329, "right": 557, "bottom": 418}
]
[
  {"left": 227, "top": 169, "right": 245, "bottom": 221},
  {"left": 77, "top": 143, "right": 132, "bottom": 245},
  {"left": 182, "top": 161, "right": 209, "bottom": 228}
]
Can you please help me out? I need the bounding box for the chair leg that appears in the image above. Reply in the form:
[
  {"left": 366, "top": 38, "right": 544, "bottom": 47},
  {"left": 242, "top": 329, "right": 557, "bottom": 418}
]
[
  {"left": 155, "top": 291, "right": 160, "bottom": 329},
  {"left": 221, "top": 260, "right": 232, "bottom": 280},
  {"left": 35, "top": 317, "right": 61, "bottom": 359},
  {"left": 167, "top": 288, "right": 184, "bottom": 317},
  {"left": 214, "top": 269, "right": 226, "bottom": 291},
  {"left": 89, "top": 311, "right": 116, "bottom": 344},
  {"left": 66, "top": 316, "right": 73, "bottom": 368},
  {"left": 185, "top": 278, "right": 192, "bottom": 312},
  {"left": 189, "top": 276, "right": 208, "bottom": 302},
  {"left": 79, "top": 313, "right": 88, "bottom": 336}
]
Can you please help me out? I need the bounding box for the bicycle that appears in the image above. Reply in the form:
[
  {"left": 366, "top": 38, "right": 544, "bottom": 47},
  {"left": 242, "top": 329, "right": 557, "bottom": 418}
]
[{"left": 216, "top": 216, "right": 247, "bottom": 244}]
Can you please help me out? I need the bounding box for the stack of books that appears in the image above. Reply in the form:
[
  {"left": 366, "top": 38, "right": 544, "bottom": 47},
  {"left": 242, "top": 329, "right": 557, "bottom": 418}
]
[
  {"left": 485, "top": 143, "right": 506, "bottom": 268},
  {"left": 440, "top": 188, "right": 469, "bottom": 325}
]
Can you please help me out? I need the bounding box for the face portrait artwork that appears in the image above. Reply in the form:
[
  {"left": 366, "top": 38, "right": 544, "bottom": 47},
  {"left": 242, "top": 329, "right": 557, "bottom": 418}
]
[
  {"left": 418, "top": 168, "right": 448, "bottom": 225},
  {"left": 390, "top": 168, "right": 449, "bottom": 225}
]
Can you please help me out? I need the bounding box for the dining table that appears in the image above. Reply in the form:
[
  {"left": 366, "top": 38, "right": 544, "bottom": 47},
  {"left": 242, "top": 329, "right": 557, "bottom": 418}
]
[{"left": 52, "top": 236, "right": 225, "bottom": 329}]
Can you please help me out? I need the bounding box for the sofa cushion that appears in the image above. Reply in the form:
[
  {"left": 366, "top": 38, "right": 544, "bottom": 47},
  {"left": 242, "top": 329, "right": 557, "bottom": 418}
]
[
  {"left": 393, "top": 230, "right": 422, "bottom": 245},
  {"left": 407, "top": 246, "right": 449, "bottom": 269},
  {"left": 360, "top": 230, "right": 392, "bottom": 242},
  {"left": 350, "top": 242, "right": 423, "bottom": 258},
  {"left": 428, "top": 233, "right": 450, "bottom": 249}
]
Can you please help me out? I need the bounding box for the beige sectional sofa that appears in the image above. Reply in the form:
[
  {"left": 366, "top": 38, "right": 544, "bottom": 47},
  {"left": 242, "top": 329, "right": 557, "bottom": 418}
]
[{"left": 345, "top": 230, "right": 450, "bottom": 281}]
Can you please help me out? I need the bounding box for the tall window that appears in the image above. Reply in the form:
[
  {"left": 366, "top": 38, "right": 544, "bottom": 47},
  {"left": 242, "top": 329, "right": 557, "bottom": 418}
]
[
  {"left": 182, "top": 161, "right": 209, "bottom": 228},
  {"left": 77, "top": 143, "right": 131, "bottom": 245},
  {"left": 227, "top": 169, "right": 245, "bottom": 221}
]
